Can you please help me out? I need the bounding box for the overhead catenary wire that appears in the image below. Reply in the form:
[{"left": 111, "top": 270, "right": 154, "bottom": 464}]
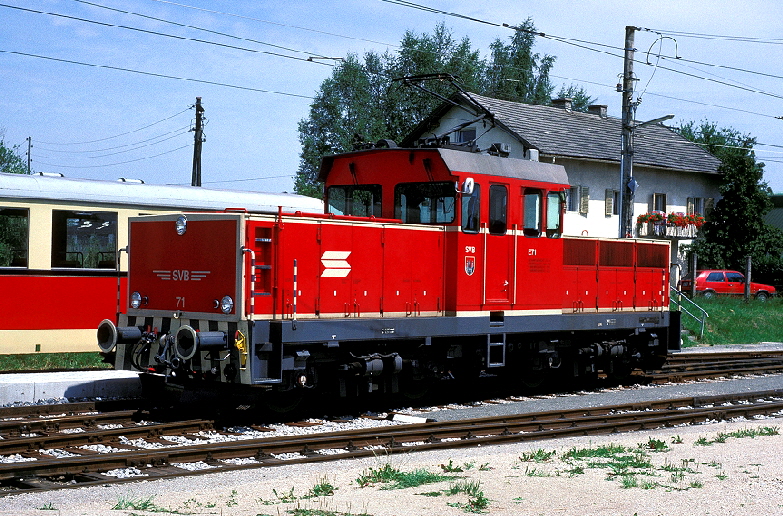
[
  {"left": 34, "top": 143, "right": 191, "bottom": 169},
  {"left": 0, "top": 50, "right": 315, "bottom": 100}
]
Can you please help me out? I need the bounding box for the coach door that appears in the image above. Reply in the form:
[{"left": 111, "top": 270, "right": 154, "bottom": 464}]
[{"left": 484, "top": 184, "right": 512, "bottom": 304}]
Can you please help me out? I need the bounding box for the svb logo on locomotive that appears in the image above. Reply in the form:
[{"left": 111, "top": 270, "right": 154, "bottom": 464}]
[{"left": 154, "top": 270, "right": 211, "bottom": 281}]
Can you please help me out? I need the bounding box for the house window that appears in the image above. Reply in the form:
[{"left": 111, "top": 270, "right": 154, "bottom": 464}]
[
  {"left": 653, "top": 193, "right": 667, "bottom": 213},
  {"left": 568, "top": 185, "right": 589, "bottom": 214},
  {"left": 605, "top": 189, "right": 619, "bottom": 216},
  {"left": 457, "top": 128, "right": 476, "bottom": 143},
  {"left": 488, "top": 185, "right": 507, "bottom": 235}
]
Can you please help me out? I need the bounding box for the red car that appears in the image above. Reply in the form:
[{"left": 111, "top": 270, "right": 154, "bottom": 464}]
[{"left": 680, "top": 270, "right": 776, "bottom": 301}]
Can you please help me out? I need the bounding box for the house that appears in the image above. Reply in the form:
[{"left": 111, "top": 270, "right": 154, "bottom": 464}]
[{"left": 403, "top": 92, "right": 722, "bottom": 270}]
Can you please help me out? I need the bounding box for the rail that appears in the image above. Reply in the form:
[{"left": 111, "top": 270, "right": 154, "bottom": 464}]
[{"left": 670, "top": 286, "right": 709, "bottom": 339}]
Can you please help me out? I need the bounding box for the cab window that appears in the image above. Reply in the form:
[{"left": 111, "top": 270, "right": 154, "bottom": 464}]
[
  {"left": 394, "top": 182, "right": 456, "bottom": 224},
  {"left": 327, "top": 185, "right": 382, "bottom": 217},
  {"left": 461, "top": 184, "right": 480, "bottom": 233},
  {"left": 546, "top": 191, "right": 563, "bottom": 238},
  {"left": 0, "top": 208, "right": 28, "bottom": 267},
  {"left": 489, "top": 185, "right": 507, "bottom": 235},
  {"left": 51, "top": 210, "right": 117, "bottom": 269},
  {"left": 523, "top": 189, "right": 542, "bottom": 237}
]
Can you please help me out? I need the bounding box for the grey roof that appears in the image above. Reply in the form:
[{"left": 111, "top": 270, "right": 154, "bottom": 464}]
[{"left": 405, "top": 93, "right": 721, "bottom": 175}]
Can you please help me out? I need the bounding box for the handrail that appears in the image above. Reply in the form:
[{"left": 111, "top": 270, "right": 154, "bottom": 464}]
[{"left": 670, "top": 286, "right": 709, "bottom": 339}]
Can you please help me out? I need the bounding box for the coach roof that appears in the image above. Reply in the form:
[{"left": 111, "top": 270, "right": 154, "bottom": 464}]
[{"left": 0, "top": 172, "right": 323, "bottom": 214}]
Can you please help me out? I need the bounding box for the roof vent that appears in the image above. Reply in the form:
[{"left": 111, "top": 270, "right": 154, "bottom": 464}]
[
  {"left": 551, "top": 98, "right": 573, "bottom": 112},
  {"left": 117, "top": 178, "right": 145, "bottom": 184},
  {"left": 587, "top": 104, "right": 608, "bottom": 118},
  {"left": 36, "top": 172, "right": 65, "bottom": 177}
]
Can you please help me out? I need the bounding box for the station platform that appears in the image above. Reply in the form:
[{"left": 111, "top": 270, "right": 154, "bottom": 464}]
[{"left": 0, "top": 370, "right": 142, "bottom": 406}]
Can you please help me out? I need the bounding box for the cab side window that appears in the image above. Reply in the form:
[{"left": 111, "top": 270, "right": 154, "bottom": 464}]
[
  {"left": 546, "top": 191, "right": 563, "bottom": 238},
  {"left": 461, "top": 184, "right": 481, "bottom": 234},
  {"left": 523, "top": 189, "right": 542, "bottom": 237},
  {"left": 327, "top": 185, "right": 382, "bottom": 217},
  {"left": 489, "top": 185, "right": 507, "bottom": 235}
]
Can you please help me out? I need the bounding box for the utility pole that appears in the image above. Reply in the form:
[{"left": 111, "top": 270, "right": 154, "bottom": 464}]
[
  {"left": 618, "top": 26, "right": 637, "bottom": 238},
  {"left": 26, "top": 136, "right": 32, "bottom": 174},
  {"left": 191, "top": 97, "right": 205, "bottom": 187}
]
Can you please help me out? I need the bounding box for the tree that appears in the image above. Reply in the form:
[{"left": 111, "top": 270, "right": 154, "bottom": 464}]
[
  {"left": 296, "top": 20, "right": 592, "bottom": 198},
  {"left": 677, "top": 120, "right": 783, "bottom": 279},
  {"left": 0, "top": 130, "right": 28, "bottom": 175}
]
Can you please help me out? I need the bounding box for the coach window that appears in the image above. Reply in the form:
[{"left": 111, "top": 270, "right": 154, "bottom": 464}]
[
  {"left": 523, "top": 189, "right": 542, "bottom": 237},
  {"left": 461, "top": 184, "right": 480, "bottom": 234},
  {"left": 394, "top": 182, "right": 456, "bottom": 224},
  {"left": 489, "top": 185, "right": 507, "bottom": 235},
  {"left": 51, "top": 210, "right": 118, "bottom": 269},
  {"left": 0, "top": 208, "right": 29, "bottom": 267},
  {"left": 546, "top": 191, "right": 563, "bottom": 238},
  {"left": 327, "top": 185, "right": 382, "bottom": 217}
]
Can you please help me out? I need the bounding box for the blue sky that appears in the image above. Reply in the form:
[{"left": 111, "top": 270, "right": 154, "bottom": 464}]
[{"left": 2, "top": 0, "right": 782, "bottom": 193}]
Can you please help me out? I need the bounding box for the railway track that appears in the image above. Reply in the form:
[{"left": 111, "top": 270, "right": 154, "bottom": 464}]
[
  {"left": 648, "top": 350, "right": 783, "bottom": 383},
  {"left": 1, "top": 389, "right": 782, "bottom": 496}
]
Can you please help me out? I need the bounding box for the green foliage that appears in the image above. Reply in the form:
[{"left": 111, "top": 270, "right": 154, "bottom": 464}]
[
  {"left": 296, "top": 20, "right": 592, "bottom": 197},
  {"left": 677, "top": 120, "right": 783, "bottom": 277},
  {"left": 518, "top": 448, "right": 556, "bottom": 463},
  {"left": 0, "top": 132, "right": 28, "bottom": 175},
  {"left": 112, "top": 495, "right": 166, "bottom": 512}
]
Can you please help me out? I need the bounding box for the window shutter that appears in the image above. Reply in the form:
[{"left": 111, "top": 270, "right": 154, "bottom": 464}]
[
  {"left": 705, "top": 198, "right": 715, "bottom": 217},
  {"left": 579, "top": 186, "right": 589, "bottom": 214},
  {"left": 605, "top": 189, "right": 614, "bottom": 216},
  {"left": 687, "top": 197, "right": 694, "bottom": 215}
]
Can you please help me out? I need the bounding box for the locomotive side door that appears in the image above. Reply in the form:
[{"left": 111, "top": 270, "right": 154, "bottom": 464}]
[{"left": 484, "top": 184, "right": 512, "bottom": 305}]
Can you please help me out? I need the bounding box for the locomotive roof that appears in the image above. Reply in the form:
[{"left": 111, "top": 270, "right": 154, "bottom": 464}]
[
  {"left": 319, "top": 147, "right": 569, "bottom": 186},
  {"left": 0, "top": 172, "right": 323, "bottom": 213}
]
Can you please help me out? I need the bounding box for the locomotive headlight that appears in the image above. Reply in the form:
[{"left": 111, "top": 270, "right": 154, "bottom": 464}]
[
  {"left": 220, "top": 295, "right": 234, "bottom": 314},
  {"left": 130, "top": 291, "right": 143, "bottom": 309},
  {"left": 175, "top": 215, "right": 187, "bottom": 235}
]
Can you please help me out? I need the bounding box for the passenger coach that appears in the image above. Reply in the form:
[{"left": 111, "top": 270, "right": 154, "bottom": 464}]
[{"left": 0, "top": 172, "right": 321, "bottom": 354}]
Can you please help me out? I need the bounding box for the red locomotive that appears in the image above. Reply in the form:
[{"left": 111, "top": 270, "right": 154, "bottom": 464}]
[{"left": 98, "top": 143, "right": 679, "bottom": 408}]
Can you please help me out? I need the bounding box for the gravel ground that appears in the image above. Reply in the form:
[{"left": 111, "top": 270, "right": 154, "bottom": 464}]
[
  {"left": 3, "top": 375, "right": 783, "bottom": 515},
  {"left": 3, "top": 344, "right": 783, "bottom": 516},
  {"left": 2, "top": 414, "right": 782, "bottom": 515}
]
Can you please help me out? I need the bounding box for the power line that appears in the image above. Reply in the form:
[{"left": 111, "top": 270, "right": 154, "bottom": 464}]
[
  {"left": 0, "top": 2, "right": 332, "bottom": 66},
  {"left": 0, "top": 49, "right": 315, "bottom": 100},
  {"left": 36, "top": 112, "right": 191, "bottom": 146},
  {"left": 36, "top": 128, "right": 190, "bottom": 158},
  {"left": 34, "top": 143, "right": 191, "bottom": 168}
]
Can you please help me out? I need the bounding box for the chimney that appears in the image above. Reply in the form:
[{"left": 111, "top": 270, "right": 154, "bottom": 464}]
[
  {"left": 551, "top": 98, "right": 573, "bottom": 112},
  {"left": 588, "top": 104, "right": 608, "bottom": 118}
]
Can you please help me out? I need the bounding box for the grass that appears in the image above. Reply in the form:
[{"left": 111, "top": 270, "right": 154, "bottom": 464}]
[
  {"left": 0, "top": 352, "right": 110, "bottom": 372},
  {"left": 677, "top": 296, "right": 783, "bottom": 345},
  {"left": 356, "top": 463, "right": 456, "bottom": 490}
]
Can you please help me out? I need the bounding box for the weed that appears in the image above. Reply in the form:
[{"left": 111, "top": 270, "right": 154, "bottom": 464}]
[
  {"left": 694, "top": 437, "right": 712, "bottom": 446},
  {"left": 417, "top": 491, "right": 443, "bottom": 497},
  {"left": 519, "top": 448, "right": 556, "bottom": 463},
  {"left": 621, "top": 475, "right": 638, "bottom": 489},
  {"left": 716, "top": 472, "right": 728, "bottom": 480},
  {"left": 524, "top": 466, "right": 550, "bottom": 477},
  {"left": 671, "top": 435, "right": 684, "bottom": 444},
  {"left": 564, "top": 465, "right": 585, "bottom": 476},
  {"left": 37, "top": 502, "right": 57, "bottom": 510},
  {"left": 440, "top": 459, "right": 464, "bottom": 472},
  {"left": 226, "top": 489, "right": 239, "bottom": 507},
  {"left": 112, "top": 494, "right": 166, "bottom": 512},
  {"left": 273, "top": 487, "right": 298, "bottom": 503},
  {"left": 690, "top": 480, "right": 704, "bottom": 488},
  {"left": 563, "top": 443, "right": 629, "bottom": 460},
  {"left": 305, "top": 476, "right": 337, "bottom": 498},
  {"left": 357, "top": 463, "right": 454, "bottom": 490},
  {"left": 644, "top": 437, "right": 669, "bottom": 452}
]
